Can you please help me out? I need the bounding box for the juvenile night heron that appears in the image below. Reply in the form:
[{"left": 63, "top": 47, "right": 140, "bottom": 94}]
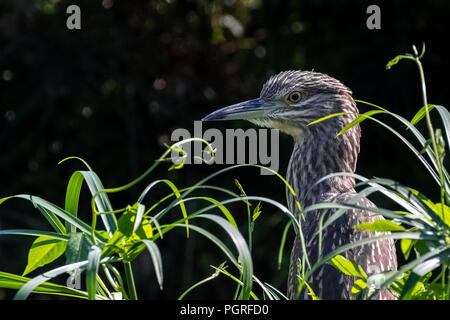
[{"left": 203, "top": 70, "right": 397, "bottom": 300}]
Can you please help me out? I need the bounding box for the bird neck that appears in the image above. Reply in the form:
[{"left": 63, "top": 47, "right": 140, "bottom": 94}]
[{"left": 287, "top": 117, "right": 360, "bottom": 207}]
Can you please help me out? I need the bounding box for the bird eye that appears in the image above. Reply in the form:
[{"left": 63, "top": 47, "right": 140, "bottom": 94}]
[{"left": 287, "top": 91, "right": 302, "bottom": 103}]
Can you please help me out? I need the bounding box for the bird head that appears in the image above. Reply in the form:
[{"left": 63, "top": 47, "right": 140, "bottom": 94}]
[{"left": 203, "top": 70, "right": 356, "bottom": 140}]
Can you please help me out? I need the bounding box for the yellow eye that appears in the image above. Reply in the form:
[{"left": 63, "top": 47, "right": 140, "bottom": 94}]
[{"left": 287, "top": 91, "right": 302, "bottom": 103}]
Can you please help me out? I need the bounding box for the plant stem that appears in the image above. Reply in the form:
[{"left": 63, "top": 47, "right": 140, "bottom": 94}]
[
  {"left": 124, "top": 261, "right": 138, "bottom": 300},
  {"left": 97, "top": 274, "right": 113, "bottom": 300},
  {"left": 414, "top": 51, "right": 447, "bottom": 219},
  {"left": 447, "top": 265, "right": 450, "bottom": 300},
  {"left": 441, "top": 265, "right": 447, "bottom": 300},
  {"left": 415, "top": 55, "right": 436, "bottom": 168},
  {"left": 178, "top": 270, "right": 220, "bottom": 300}
]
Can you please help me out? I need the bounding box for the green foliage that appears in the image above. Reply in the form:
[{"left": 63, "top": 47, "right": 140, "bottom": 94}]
[
  {"left": 0, "top": 140, "right": 299, "bottom": 300},
  {"left": 23, "top": 237, "right": 67, "bottom": 276},
  {"left": 0, "top": 271, "right": 94, "bottom": 299},
  {"left": 354, "top": 220, "right": 405, "bottom": 232},
  {"left": 329, "top": 255, "right": 367, "bottom": 278},
  {"left": 1, "top": 44, "right": 449, "bottom": 301},
  {"left": 410, "top": 104, "right": 436, "bottom": 127},
  {"left": 308, "top": 44, "right": 450, "bottom": 300},
  {"left": 329, "top": 255, "right": 369, "bottom": 298}
]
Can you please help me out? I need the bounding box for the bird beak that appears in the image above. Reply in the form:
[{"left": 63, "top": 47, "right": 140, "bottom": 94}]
[{"left": 202, "top": 97, "right": 277, "bottom": 121}]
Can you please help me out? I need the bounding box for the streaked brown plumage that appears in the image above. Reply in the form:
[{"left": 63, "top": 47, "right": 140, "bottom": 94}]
[{"left": 203, "top": 70, "right": 397, "bottom": 299}]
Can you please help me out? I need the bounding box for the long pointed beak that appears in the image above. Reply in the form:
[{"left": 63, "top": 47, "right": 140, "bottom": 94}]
[{"left": 202, "top": 97, "right": 277, "bottom": 121}]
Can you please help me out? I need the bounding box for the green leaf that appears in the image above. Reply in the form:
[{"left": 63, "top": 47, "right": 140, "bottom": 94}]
[
  {"left": 404, "top": 188, "right": 449, "bottom": 229},
  {"left": 86, "top": 245, "right": 102, "bottom": 300},
  {"left": 64, "top": 171, "right": 85, "bottom": 233},
  {"left": 135, "top": 219, "right": 153, "bottom": 240},
  {"left": 414, "top": 240, "right": 429, "bottom": 256},
  {"left": 80, "top": 170, "right": 117, "bottom": 235},
  {"left": 337, "top": 110, "right": 386, "bottom": 136},
  {"left": 401, "top": 238, "right": 416, "bottom": 260},
  {"left": 366, "top": 245, "right": 447, "bottom": 300},
  {"left": 118, "top": 205, "right": 137, "bottom": 237},
  {"left": 142, "top": 240, "right": 164, "bottom": 290},
  {"left": 391, "top": 271, "right": 423, "bottom": 298},
  {"left": 410, "top": 104, "right": 435, "bottom": 126},
  {"left": 351, "top": 278, "right": 367, "bottom": 295},
  {"left": 0, "top": 197, "right": 66, "bottom": 234},
  {"left": 417, "top": 283, "right": 447, "bottom": 300},
  {"left": 425, "top": 202, "right": 450, "bottom": 227},
  {"left": 354, "top": 220, "right": 405, "bottom": 232},
  {"left": 307, "top": 112, "right": 353, "bottom": 126},
  {"left": 399, "top": 272, "right": 422, "bottom": 300},
  {"left": 329, "top": 255, "right": 367, "bottom": 279},
  {"left": 1, "top": 195, "right": 94, "bottom": 236},
  {"left": 297, "top": 274, "right": 320, "bottom": 300},
  {"left": 59, "top": 156, "right": 117, "bottom": 234},
  {"left": 133, "top": 203, "right": 145, "bottom": 233},
  {"left": 23, "top": 236, "right": 67, "bottom": 276}
]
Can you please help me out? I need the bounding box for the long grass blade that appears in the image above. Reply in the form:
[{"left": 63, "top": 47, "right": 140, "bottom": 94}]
[
  {"left": 0, "top": 229, "right": 69, "bottom": 241},
  {"left": 34, "top": 204, "right": 66, "bottom": 234},
  {"left": 410, "top": 104, "right": 436, "bottom": 126},
  {"left": 278, "top": 221, "right": 292, "bottom": 270},
  {"left": 0, "top": 271, "right": 92, "bottom": 299},
  {"left": 81, "top": 171, "right": 117, "bottom": 235},
  {"left": 14, "top": 260, "right": 88, "bottom": 300},
  {"left": 141, "top": 239, "right": 164, "bottom": 290},
  {"left": 337, "top": 110, "right": 387, "bottom": 136},
  {"left": 133, "top": 203, "right": 145, "bottom": 233},
  {"left": 64, "top": 171, "right": 85, "bottom": 233},
  {"left": 86, "top": 245, "right": 102, "bottom": 300},
  {"left": 58, "top": 157, "right": 118, "bottom": 235},
  {"left": 2, "top": 195, "right": 93, "bottom": 236},
  {"left": 356, "top": 100, "right": 447, "bottom": 188}
]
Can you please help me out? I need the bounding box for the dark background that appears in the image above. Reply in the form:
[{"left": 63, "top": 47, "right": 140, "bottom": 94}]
[{"left": 0, "top": 0, "right": 449, "bottom": 300}]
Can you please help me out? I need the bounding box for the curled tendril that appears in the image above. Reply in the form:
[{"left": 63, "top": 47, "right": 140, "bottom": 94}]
[
  {"left": 386, "top": 43, "right": 426, "bottom": 70},
  {"left": 162, "top": 138, "right": 216, "bottom": 170}
]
